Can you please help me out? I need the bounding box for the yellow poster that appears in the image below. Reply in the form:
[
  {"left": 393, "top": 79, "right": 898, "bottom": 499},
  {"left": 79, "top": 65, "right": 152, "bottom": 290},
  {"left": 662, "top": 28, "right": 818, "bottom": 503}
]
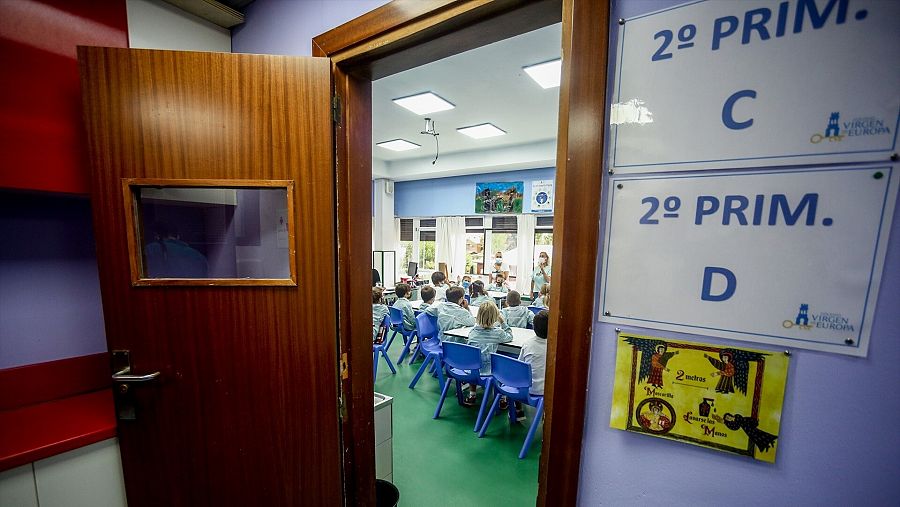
[{"left": 610, "top": 333, "right": 789, "bottom": 463}]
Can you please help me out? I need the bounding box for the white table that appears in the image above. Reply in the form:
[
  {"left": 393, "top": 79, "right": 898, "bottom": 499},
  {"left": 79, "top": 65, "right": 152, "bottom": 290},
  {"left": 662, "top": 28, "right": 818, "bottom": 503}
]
[
  {"left": 442, "top": 326, "right": 535, "bottom": 354},
  {"left": 486, "top": 290, "right": 508, "bottom": 301}
]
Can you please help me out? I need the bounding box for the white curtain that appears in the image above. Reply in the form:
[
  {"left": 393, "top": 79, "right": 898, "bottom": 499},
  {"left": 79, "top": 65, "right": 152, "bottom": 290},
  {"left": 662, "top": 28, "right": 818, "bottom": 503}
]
[
  {"left": 436, "top": 216, "right": 466, "bottom": 280},
  {"left": 516, "top": 214, "right": 536, "bottom": 294}
]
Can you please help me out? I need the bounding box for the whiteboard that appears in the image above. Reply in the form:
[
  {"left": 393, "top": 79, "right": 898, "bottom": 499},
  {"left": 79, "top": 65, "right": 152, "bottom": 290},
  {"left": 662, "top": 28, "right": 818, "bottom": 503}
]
[
  {"left": 610, "top": 0, "right": 900, "bottom": 172},
  {"left": 598, "top": 165, "right": 897, "bottom": 356}
]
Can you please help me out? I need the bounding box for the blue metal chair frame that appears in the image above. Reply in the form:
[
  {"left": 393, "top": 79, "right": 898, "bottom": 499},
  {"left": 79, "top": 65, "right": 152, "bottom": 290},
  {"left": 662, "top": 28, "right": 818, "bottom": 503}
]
[{"left": 477, "top": 353, "right": 544, "bottom": 459}]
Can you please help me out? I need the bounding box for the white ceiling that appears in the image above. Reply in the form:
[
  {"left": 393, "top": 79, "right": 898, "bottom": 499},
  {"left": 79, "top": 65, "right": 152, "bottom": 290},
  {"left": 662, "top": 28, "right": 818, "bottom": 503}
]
[{"left": 372, "top": 23, "right": 562, "bottom": 181}]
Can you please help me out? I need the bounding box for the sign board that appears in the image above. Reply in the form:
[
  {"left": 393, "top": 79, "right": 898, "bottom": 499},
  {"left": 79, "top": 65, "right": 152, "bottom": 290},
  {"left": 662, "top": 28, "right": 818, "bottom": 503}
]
[
  {"left": 610, "top": 0, "right": 900, "bottom": 172},
  {"left": 530, "top": 179, "right": 554, "bottom": 212},
  {"left": 611, "top": 333, "right": 789, "bottom": 463},
  {"left": 599, "top": 165, "right": 897, "bottom": 356}
]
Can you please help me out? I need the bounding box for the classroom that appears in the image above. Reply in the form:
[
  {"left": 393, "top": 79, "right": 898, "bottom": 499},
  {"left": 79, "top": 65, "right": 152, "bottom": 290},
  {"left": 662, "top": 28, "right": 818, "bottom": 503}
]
[{"left": 1, "top": 1, "right": 898, "bottom": 506}]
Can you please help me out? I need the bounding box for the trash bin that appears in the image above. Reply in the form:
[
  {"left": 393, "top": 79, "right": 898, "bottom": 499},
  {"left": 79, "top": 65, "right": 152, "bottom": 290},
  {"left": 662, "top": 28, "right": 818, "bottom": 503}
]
[{"left": 375, "top": 479, "right": 399, "bottom": 507}]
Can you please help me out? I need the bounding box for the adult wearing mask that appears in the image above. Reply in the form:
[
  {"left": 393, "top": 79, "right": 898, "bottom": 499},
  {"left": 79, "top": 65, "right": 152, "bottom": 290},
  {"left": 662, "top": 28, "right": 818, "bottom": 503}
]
[
  {"left": 531, "top": 251, "right": 551, "bottom": 299},
  {"left": 490, "top": 251, "right": 509, "bottom": 284}
]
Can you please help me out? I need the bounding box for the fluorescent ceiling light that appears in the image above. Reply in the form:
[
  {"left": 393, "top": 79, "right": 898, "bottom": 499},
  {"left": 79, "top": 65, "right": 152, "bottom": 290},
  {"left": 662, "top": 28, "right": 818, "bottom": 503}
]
[
  {"left": 392, "top": 92, "right": 455, "bottom": 115},
  {"left": 523, "top": 59, "right": 562, "bottom": 89},
  {"left": 457, "top": 123, "right": 507, "bottom": 139},
  {"left": 376, "top": 139, "right": 421, "bottom": 152}
]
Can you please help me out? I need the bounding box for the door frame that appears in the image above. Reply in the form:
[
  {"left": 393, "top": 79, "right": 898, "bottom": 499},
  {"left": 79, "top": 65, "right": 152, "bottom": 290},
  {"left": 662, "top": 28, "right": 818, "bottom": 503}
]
[{"left": 313, "top": 0, "right": 609, "bottom": 504}]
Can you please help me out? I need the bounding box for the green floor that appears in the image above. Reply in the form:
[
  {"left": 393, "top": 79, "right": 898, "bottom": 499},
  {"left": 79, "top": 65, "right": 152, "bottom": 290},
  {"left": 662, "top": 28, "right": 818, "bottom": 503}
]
[{"left": 375, "top": 346, "right": 541, "bottom": 506}]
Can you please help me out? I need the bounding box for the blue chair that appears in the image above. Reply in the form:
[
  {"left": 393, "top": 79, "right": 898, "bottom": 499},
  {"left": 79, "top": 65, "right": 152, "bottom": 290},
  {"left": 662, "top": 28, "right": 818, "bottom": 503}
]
[
  {"left": 388, "top": 307, "right": 418, "bottom": 362},
  {"left": 373, "top": 315, "right": 396, "bottom": 382},
  {"left": 477, "top": 354, "right": 544, "bottom": 459},
  {"left": 408, "top": 313, "right": 444, "bottom": 389},
  {"left": 433, "top": 342, "right": 493, "bottom": 431},
  {"left": 527, "top": 305, "right": 543, "bottom": 315},
  {"left": 464, "top": 294, "right": 471, "bottom": 304}
]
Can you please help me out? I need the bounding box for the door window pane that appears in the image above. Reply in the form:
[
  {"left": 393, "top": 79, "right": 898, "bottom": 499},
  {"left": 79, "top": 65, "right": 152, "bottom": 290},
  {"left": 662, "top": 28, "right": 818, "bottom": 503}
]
[{"left": 133, "top": 185, "right": 293, "bottom": 283}]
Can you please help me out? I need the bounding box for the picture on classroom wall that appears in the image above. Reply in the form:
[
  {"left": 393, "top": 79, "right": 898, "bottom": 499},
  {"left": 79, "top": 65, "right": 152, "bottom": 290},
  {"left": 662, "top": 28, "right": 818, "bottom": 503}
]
[
  {"left": 610, "top": 333, "right": 789, "bottom": 463},
  {"left": 530, "top": 179, "right": 554, "bottom": 212},
  {"left": 475, "top": 181, "right": 524, "bottom": 214}
]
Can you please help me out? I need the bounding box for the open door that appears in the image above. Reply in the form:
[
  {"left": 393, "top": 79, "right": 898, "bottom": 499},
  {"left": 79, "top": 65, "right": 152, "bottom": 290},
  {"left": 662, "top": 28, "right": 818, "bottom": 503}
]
[{"left": 78, "top": 48, "right": 342, "bottom": 506}]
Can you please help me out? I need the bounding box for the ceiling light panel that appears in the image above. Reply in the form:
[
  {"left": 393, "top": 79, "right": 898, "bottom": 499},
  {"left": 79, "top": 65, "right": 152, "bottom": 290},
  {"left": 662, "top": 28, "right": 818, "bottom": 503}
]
[
  {"left": 376, "top": 139, "right": 421, "bottom": 151},
  {"left": 392, "top": 92, "right": 455, "bottom": 115},
  {"left": 457, "top": 123, "right": 507, "bottom": 139},
  {"left": 523, "top": 59, "right": 561, "bottom": 89}
]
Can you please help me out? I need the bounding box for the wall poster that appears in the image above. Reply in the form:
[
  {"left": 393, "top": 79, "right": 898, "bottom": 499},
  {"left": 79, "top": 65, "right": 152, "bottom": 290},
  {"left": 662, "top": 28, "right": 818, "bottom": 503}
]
[
  {"left": 475, "top": 181, "right": 524, "bottom": 214},
  {"left": 611, "top": 333, "right": 789, "bottom": 463},
  {"left": 530, "top": 179, "right": 554, "bottom": 212}
]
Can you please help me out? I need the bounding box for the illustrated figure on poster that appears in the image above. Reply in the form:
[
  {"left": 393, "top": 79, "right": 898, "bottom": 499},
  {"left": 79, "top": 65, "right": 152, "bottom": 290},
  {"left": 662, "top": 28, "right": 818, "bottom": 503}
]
[
  {"left": 638, "top": 400, "right": 672, "bottom": 432},
  {"left": 720, "top": 413, "right": 778, "bottom": 453},
  {"left": 705, "top": 349, "right": 767, "bottom": 396},
  {"left": 625, "top": 337, "right": 678, "bottom": 389}
]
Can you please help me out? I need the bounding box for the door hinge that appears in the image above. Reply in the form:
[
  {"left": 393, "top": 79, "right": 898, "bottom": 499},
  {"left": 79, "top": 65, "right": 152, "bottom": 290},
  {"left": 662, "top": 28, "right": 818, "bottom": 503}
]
[
  {"left": 332, "top": 95, "right": 342, "bottom": 125},
  {"left": 340, "top": 352, "right": 349, "bottom": 380}
]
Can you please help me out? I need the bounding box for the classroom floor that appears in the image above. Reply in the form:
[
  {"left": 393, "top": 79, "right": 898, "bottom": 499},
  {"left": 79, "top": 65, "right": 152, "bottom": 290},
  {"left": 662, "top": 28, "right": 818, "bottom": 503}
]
[{"left": 375, "top": 347, "right": 542, "bottom": 506}]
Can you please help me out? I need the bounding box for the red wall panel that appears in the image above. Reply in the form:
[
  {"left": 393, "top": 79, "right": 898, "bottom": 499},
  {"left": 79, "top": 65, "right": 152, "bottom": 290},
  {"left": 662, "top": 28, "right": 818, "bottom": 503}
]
[{"left": 0, "top": 0, "right": 128, "bottom": 194}]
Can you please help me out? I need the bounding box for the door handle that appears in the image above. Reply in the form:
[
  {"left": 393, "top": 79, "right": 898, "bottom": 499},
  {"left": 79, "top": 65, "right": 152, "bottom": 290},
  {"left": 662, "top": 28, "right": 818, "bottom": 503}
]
[
  {"left": 112, "top": 367, "right": 161, "bottom": 382},
  {"left": 110, "top": 350, "right": 161, "bottom": 383}
]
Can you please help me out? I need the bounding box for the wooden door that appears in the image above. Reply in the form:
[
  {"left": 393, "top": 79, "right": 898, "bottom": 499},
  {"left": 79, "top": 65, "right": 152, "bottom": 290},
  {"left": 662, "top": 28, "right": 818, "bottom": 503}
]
[{"left": 78, "top": 47, "right": 341, "bottom": 506}]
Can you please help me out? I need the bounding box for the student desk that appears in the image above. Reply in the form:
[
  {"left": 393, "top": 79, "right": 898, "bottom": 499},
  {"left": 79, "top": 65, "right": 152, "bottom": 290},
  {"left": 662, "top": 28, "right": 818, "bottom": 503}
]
[
  {"left": 486, "top": 290, "right": 508, "bottom": 304},
  {"left": 442, "top": 326, "right": 535, "bottom": 355}
]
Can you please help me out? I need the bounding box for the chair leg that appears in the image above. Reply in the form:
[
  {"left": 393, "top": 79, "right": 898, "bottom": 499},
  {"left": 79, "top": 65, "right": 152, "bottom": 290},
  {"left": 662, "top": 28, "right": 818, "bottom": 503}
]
[
  {"left": 435, "top": 357, "right": 445, "bottom": 388},
  {"left": 381, "top": 348, "right": 396, "bottom": 374},
  {"left": 408, "top": 353, "right": 433, "bottom": 389},
  {"left": 386, "top": 328, "right": 399, "bottom": 350},
  {"left": 397, "top": 332, "right": 416, "bottom": 363},
  {"left": 407, "top": 338, "right": 423, "bottom": 365},
  {"left": 474, "top": 380, "right": 492, "bottom": 432},
  {"left": 433, "top": 377, "right": 453, "bottom": 419},
  {"left": 519, "top": 399, "right": 544, "bottom": 459},
  {"left": 478, "top": 393, "right": 502, "bottom": 438},
  {"left": 373, "top": 350, "right": 379, "bottom": 382}
]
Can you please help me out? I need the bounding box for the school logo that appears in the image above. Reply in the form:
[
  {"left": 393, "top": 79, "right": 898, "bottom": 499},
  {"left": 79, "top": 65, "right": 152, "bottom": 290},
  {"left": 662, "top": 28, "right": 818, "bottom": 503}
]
[
  {"left": 810, "top": 113, "right": 844, "bottom": 144},
  {"left": 782, "top": 303, "right": 855, "bottom": 332},
  {"left": 535, "top": 191, "right": 549, "bottom": 204},
  {"left": 810, "top": 111, "right": 892, "bottom": 144}
]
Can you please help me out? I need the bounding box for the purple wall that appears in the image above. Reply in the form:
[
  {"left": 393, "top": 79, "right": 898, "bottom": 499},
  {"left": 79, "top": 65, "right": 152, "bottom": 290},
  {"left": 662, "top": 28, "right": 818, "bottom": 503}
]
[
  {"left": 232, "top": 0, "right": 390, "bottom": 56},
  {"left": 577, "top": 1, "right": 900, "bottom": 504},
  {"left": 0, "top": 191, "right": 106, "bottom": 369}
]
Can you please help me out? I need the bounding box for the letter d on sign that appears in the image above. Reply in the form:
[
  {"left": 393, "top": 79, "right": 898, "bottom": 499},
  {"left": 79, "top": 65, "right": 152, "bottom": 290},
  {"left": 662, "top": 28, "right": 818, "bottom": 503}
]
[{"left": 701, "top": 267, "right": 737, "bottom": 302}]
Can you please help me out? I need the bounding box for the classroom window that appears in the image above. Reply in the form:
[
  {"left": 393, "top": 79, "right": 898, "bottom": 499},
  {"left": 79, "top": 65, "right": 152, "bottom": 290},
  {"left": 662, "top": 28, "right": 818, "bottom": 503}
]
[
  {"left": 419, "top": 229, "right": 436, "bottom": 270},
  {"left": 465, "top": 231, "right": 485, "bottom": 274},
  {"left": 534, "top": 215, "right": 553, "bottom": 274},
  {"left": 399, "top": 219, "right": 414, "bottom": 276}
]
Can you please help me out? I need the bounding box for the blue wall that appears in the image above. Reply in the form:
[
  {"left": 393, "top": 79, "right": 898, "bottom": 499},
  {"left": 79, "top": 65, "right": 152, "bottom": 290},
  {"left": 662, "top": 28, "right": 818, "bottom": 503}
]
[
  {"left": 394, "top": 167, "right": 556, "bottom": 217},
  {"left": 577, "top": 1, "right": 900, "bottom": 505}
]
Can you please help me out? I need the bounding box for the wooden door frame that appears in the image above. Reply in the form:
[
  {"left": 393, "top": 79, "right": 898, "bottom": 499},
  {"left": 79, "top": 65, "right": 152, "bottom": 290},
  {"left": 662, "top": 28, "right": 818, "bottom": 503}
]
[{"left": 313, "top": 0, "right": 609, "bottom": 504}]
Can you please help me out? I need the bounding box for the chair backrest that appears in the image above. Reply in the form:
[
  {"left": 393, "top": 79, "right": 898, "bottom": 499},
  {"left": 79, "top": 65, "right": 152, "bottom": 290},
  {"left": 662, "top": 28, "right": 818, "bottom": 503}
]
[
  {"left": 442, "top": 342, "right": 482, "bottom": 371},
  {"left": 527, "top": 306, "right": 542, "bottom": 315},
  {"left": 416, "top": 312, "right": 438, "bottom": 341},
  {"left": 374, "top": 314, "right": 390, "bottom": 344},
  {"left": 464, "top": 294, "right": 471, "bottom": 303},
  {"left": 388, "top": 306, "right": 404, "bottom": 326},
  {"left": 490, "top": 354, "right": 533, "bottom": 390}
]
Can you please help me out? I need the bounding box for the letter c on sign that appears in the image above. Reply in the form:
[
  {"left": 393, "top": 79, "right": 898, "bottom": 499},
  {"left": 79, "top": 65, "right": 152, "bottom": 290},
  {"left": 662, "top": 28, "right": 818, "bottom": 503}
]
[{"left": 722, "top": 90, "right": 756, "bottom": 130}]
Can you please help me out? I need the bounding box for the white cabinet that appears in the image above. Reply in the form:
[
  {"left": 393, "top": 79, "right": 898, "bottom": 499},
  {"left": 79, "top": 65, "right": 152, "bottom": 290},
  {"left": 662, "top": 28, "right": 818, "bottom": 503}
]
[
  {"left": 0, "top": 439, "right": 126, "bottom": 507},
  {"left": 374, "top": 392, "right": 394, "bottom": 482}
]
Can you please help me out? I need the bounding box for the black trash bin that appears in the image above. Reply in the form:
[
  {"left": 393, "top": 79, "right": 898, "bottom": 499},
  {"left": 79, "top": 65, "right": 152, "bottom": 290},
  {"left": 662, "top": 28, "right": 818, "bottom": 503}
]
[{"left": 375, "top": 479, "right": 400, "bottom": 507}]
